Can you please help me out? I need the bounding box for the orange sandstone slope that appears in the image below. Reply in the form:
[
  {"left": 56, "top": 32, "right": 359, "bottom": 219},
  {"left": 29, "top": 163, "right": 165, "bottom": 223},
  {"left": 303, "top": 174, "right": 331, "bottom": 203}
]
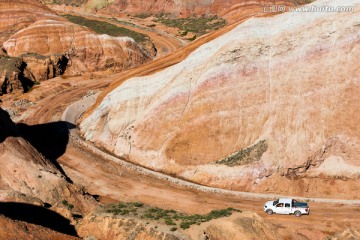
[
  {"left": 104, "top": 0, "right": 300, "bottom": 22},
  {"left": 0, "top": 0, "right": 150, "bottom": 76},
  {"left": 0, "top": 215, "right": 79, "bottom": 240},
  {"left": 0, "top": 107, "right": 96, "bottom": 214},
  {"left": 0, "top": 0, "right": 61, "bottom": 44},
  {"left": 80, "top": 0, "right": 360, "bottom": 196},
  {"left": 3, "top": 19, "right": 150, "bottom": 75},
  {"left": 44, "top": 0, "right": 306, "bottom": 23}
]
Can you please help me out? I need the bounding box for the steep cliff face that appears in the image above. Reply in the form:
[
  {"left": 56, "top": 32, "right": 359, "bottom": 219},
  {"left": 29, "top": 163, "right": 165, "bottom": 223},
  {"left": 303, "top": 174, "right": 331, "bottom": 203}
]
[
  {"left": 3, "top": 19, "right": 150, "bottom": 75},
  {"left": 0, "top": 107, "right": 96, "bottom": 214},
  {"left": 0, "top": 54, "right": 68, "bottom": 95},
  {"left": 21, "top": 53, "right": 68, "bottom": 81},
  {"left": 0, "top": 215, "right": 79, "bottom": 240},
  {"left": 0, "top": 56, "right": 34, "bottom": 95},
  {"left": 80, "top": 0, "right": 360, "bottom": 194}
]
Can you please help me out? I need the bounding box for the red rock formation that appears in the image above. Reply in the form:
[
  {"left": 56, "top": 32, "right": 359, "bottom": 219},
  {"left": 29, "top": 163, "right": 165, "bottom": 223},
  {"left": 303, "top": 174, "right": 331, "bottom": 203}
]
[
  {"left": 0, "top": 56, "right": 34, "bottom": 95},
  {"left": 45, "top": 0, "right": 303, "bottom": 23},
  {"left": 0, "top": 0, "right": 61, "bottom": 44},
  {"left": 0, "top": 215, "right": 79, "bottom": 240},
  {"left": 3, "top": 19, "right": 150, "bottom": 75},
  {"left": 109, "top": 0, "right": 297, "bottom": 21},
  {"left": 0, "top": 107, "right": 97, "bottom": 215},
  {"left": 80, "top": 0, "right": 360, "bottom": 194},
  {"left": 21, "top": 53, "right": 68, "bottom": 81}
]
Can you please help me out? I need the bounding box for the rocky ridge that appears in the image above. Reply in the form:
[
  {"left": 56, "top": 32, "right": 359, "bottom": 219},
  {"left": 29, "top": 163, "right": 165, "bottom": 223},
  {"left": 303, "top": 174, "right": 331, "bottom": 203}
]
[
  {"left": 42, "top": 0, "right": 308, "bottom": 23},
  {"left": 0, "top": 0, "right": 151, "bottom": 95},
  {"left": 80, "top": 0, "right": 360, "bottom": 196}
]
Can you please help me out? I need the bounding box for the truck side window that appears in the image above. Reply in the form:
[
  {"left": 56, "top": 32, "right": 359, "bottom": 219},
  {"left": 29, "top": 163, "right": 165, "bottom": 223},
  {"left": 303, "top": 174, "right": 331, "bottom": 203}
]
[
  {"left": 285, "top": 203, "right": 290, "bottom": 208},
  {"left": 276, "top": 203, "right": 283, "bottom": 207}
]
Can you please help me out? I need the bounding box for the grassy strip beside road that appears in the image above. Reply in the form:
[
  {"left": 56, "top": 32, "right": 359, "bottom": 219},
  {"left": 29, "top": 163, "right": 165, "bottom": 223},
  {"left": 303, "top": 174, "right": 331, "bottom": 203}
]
[
  {"left": 62, "top": 14, "right": 149, "bottom": 43},
  {"left": 104, "top": 202, "right": 241, "bottom": 230}
]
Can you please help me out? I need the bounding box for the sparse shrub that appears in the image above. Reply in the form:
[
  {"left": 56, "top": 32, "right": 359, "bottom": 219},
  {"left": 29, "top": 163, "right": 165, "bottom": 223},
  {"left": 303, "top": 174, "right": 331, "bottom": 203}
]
[
  {"left": 61, "top": 200, "right": 74, "bottom": 210},
  {"left": 164, "top": 218, "right": 176, "bottom": 225}
]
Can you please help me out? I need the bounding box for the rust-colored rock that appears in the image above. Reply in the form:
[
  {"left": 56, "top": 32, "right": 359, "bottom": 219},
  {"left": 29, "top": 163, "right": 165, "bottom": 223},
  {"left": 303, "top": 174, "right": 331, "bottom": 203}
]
[
  {"left": 3, "top": 19, "right": 150, "bottom": 75},
  {"left": 0, "top": 0, "right": 61, "bottom": 45},
  {"left": 21, "top": 53, "right": 68, "bottom": 81},
  {"left": 77, "top": 215, "right": 180, "bottom": 240},
  {"left": 43, "top": 0, "right": 302, "bottom": 23},
  {"left": 0, "top": 214, "right": 79, "bottom": 240},
  {"left": 0, "top": 55, "right": 34, "bottom": 95},
  {"left": 80, "top": 0, "right": 360, "bottom": 196}
]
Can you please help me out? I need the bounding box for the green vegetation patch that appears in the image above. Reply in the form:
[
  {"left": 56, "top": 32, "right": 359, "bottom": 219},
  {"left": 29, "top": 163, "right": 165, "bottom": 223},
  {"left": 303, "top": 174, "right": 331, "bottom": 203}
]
[
  {"left": 42, "top": 0, "right": 87, "bottom": 7},
  {"left": 61, "top": 199, "right": 74, "bottom": 210},
  {"left": 62, "top": 14, "right": 149, "bottom": 43},
  {"left": 103, "top": 202, "right": 241, "bottom": 230},
  {"left": 134, "top": 13, "right": 153, "bottom": 19},
  {"left": 216, "top": 140, "right": 268, "bottom": 167},
  {"left": 154, "top": 15, "right": 226, "bottom": 36}
]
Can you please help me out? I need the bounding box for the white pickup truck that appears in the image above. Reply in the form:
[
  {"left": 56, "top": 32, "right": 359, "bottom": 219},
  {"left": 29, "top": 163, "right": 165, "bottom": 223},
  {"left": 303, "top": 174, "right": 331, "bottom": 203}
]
[{"left": 264, "top": 198, "right": 310, "bottom": 217}]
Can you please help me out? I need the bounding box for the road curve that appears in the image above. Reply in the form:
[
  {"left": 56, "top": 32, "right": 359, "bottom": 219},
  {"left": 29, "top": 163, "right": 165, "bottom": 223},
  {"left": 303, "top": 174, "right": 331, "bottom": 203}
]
[
  {"left": 63, "top": 94, "right": 360, "bottom": 206},
  {"left": 17, "top": 11, "right": 360, "bottom": 236}
]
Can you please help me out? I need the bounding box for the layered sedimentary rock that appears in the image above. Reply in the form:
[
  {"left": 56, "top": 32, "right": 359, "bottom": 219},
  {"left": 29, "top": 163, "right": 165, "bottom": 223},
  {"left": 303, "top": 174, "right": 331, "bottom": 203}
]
[
  {"left": 0, "top": 0, "right": 61, "bottom": 45},
  {"left": 21, "top": 53, "right": 68, "bottom": 81},
  {"left": 0, "top": 215, "right": 79, "bottom": 240},
  {"left": 0, "top": 55, "right": 34, "bottom": 95},
  {"left": 80, "top": 0, "right": 360, "bottom": 194},
  {"left": 0, "top": 107, "right": 96, "bottom": 213},
  {"left": 3, "top": 19, "right": 150, "bottom": 75},
  {"left": 0, "top": 54, "right": 68, "bottom": 95},
  {"left": 43, "top": 0, "right": 305, "bottom": 23}
]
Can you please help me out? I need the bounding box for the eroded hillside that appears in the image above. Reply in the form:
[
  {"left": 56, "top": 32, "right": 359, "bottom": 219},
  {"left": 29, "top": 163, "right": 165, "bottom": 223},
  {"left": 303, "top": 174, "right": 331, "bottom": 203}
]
[
  {"left": 0, "top": 0, "right": 151, "bottom": 94},
  {"left": 80, "top": 0, "right": 360, "bottom": 198}
]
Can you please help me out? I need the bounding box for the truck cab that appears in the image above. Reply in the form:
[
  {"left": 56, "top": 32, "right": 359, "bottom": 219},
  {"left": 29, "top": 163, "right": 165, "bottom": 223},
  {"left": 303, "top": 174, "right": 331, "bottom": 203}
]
[{"left": 264, "top": 198, "right": 309, "bottom": 217}]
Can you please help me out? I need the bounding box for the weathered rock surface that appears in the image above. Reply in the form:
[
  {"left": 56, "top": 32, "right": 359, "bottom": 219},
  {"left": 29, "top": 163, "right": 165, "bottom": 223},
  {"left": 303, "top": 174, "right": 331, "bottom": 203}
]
[
  {"left": 0, "top": 0, "right": 61, "bottom": 45},
  {"left": 0, "top": 107, "right": 96, "bottom": 214},
  {"left": 21, "top": 53, "right": 68, "bottom": 81},
  {"left": 43, "top": 0, "right": 304, "bottom": 23},
  {"left": 3, "top": 19, "right": 150, "bottom": 75},
  {"left": 77, "top": 215, "right": 181, "bottom": 240},
  {"left": 0, "top": 54, "right": 68, "bottom": 95},
  {"left": 80, "top": 0, "right": 360, "bottom": 195},
  {"left": 0, "top": 214, "right": 79, "bottom": 240},
  {"left": 0, "top": 55, "right": 34, "bottom": 95},
  {"left": 201, "top": 212, "right": 277, "bottom": 240}
]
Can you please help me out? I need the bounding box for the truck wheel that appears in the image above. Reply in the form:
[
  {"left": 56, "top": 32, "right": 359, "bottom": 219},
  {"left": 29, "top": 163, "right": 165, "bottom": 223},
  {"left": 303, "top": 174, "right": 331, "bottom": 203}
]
[
  {"left": 294, "top": 211, "right": 301, "bottom": 217},
  {"left": 266, "top": 209, "right": 273, "bottom": 215}
]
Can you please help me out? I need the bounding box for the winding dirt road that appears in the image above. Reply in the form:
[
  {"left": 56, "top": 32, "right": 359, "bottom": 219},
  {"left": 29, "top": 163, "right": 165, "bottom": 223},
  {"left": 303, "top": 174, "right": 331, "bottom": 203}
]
[{"left": 15, "top": 11, "right": 360, "bottom": 239}]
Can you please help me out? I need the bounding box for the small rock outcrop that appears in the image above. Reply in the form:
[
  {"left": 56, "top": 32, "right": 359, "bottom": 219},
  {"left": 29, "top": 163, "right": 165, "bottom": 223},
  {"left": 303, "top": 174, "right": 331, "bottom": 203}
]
[
  {"left": 20, "top": 53, "right": 68, "bottom": 81},
  {"left": 0, "top": 53, "right": 68, "bottom": 95},
  {"left": 0, "top": 55, "right": 34, "bottom": 95}
]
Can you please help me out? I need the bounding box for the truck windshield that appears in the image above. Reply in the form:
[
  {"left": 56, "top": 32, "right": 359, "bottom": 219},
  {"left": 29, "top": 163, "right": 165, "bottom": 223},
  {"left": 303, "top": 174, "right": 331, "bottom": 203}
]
[{"left": 273, "top": 199, "right": 279, "bottom": 206}]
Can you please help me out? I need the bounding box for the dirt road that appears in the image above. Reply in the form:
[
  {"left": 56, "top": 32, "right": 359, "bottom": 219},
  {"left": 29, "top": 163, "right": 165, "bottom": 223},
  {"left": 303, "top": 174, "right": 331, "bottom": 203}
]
[{"left": 14, "top": 11, "right": 360, "bottom": 239}]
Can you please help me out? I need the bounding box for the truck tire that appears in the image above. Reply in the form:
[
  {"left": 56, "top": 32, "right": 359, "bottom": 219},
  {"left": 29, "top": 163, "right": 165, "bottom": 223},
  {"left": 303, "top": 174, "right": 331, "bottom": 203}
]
[
  {"left": 266, "top": 209, "right": 273, "bottom": 215},
  {"left": 294, "top": 211, "right": 301, "bottom": 217}
]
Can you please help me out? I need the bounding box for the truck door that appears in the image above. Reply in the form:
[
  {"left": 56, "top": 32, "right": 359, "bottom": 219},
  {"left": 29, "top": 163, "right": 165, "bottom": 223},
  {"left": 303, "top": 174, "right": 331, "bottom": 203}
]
[
  {"left": 275, "top": 203, "right": 287, "bottom": 214},
  {"left": 283, "top": 203, "right": 291, "bottom": 214}
]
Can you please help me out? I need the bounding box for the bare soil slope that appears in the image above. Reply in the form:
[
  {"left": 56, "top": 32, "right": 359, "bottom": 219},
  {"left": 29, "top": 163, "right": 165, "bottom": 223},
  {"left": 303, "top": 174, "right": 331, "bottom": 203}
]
[{"left": 80, "top": 0, "right": 360, "bottom": 197}]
